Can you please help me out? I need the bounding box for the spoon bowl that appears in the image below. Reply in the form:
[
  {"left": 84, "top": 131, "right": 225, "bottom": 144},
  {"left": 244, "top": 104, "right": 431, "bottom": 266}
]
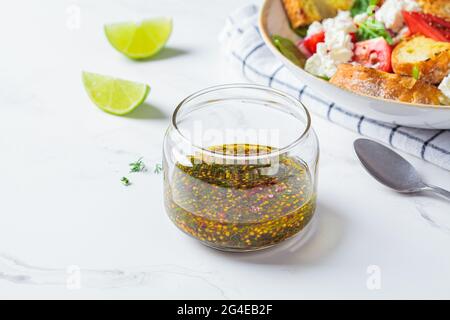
[
  {"left": 354, "top": 139, "right": 450, "bottom": 200},
  {"left": 354, "top": 139, "right": 425, "bottom": 193}
]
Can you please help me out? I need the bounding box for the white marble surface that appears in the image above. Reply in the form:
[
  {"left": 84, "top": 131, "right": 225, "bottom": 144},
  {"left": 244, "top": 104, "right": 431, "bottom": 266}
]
[{"left": 1, "top": 0, "right": 450, "bottom": 299}]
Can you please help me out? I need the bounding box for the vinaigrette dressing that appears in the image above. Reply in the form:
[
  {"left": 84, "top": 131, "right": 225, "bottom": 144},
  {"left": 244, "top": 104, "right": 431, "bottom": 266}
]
[{"left": 164, "top": 144, "right": 316, "bottom": 251}]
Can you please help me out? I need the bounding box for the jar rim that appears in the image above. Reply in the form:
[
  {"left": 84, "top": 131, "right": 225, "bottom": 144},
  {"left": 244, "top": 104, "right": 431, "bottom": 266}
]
[{"left": 171, "top": 83, "right": 312, "bottom": 159}]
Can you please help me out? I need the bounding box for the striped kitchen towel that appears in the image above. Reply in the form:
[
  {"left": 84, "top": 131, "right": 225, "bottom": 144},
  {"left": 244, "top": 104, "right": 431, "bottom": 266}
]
[{"left": 219, "top": 5, "right": 450, "bottom": 171}]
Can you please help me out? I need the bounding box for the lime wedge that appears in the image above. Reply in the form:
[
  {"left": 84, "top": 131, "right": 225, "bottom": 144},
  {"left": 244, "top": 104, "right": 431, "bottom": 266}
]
[
  {"left": 104, "top": 18, "right": 172, "bottom": 59},
  {"left": 82, "top": 71, "right": 150, "bottom": 115}
]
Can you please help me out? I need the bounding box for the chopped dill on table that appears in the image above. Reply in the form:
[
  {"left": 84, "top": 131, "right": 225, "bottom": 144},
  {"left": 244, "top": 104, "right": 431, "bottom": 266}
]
[
  {"left": 120, "top": 159, "right": 162, "bottom": 186},
  {"left": 129, "top": 157, "right": 146, "bottom": 173},
  {"left": 154, "top": 163, "right": 163, "bottom": 174},
  {"left": 121, "top": 176, "right": 131, "bottom": 186}
]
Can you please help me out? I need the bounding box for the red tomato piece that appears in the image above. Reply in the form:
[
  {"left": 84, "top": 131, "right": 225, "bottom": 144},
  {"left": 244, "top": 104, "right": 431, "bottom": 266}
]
[
  {"left": 297, "top": 40, "right": 313, "bottom": 58},
  {"left": 402, "top": 11, "right": 449, "bottom": 42},
  {"left": 302, "top": 31, "right": 325, "bottom": 54},
  {"left": 354, "top": 37, "right": 392, "bottom": 72},
  {"left": 419, "top": 13, "right": 450, "bottom": 41},
  {"left": 422, "top": 13, "right": 450, "bottom": 29}
]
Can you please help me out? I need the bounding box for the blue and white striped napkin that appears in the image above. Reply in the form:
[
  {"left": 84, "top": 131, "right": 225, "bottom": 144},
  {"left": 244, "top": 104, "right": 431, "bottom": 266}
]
[{"left": 220, "top": 5, "right": 450, "bottom": 171}]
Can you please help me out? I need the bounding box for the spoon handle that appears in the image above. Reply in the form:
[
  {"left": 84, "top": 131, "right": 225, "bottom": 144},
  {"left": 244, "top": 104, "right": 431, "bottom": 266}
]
[{"left": 425, "top": 184, "right": 450, "bottom": 201}]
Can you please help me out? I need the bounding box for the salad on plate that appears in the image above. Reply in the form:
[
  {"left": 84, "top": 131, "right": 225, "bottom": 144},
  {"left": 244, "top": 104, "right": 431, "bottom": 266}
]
[{"left": 273, "top": 0, "right": 450, "bottom": 105}]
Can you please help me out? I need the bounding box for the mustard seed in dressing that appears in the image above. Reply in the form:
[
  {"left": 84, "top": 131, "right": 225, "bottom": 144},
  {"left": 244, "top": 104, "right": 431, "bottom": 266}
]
[{"left": 164, "top": 144, "right": 316, "bottom": 251}]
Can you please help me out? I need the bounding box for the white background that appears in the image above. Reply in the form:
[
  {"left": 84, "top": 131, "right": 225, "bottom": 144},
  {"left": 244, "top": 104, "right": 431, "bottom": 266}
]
[{"left": 0, "top": 0, "right": 450, "bottom": 299}]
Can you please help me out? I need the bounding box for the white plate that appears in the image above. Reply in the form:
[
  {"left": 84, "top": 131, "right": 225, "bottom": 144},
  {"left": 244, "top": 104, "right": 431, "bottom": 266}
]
[{"left": 259, "top": 0, "right": 450, "bottom": 129}]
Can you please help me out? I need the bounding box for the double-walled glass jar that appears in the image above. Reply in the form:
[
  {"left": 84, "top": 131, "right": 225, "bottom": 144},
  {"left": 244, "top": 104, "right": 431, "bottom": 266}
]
[{"left": 163, "top": 84, "right": 319, "bottom": 252}]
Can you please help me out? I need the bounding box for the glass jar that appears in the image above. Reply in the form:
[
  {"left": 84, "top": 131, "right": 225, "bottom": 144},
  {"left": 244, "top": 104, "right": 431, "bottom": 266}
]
[{"left": 163, "top": 84, "right": 319, "bottom": 252}]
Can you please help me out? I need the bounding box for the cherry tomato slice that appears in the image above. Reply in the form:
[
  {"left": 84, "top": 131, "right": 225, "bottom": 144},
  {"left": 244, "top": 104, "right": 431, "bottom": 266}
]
[
  {"left": 354, "top": 37, "right": 392, "bottom": 72},
  {"left": 422, "top": 13, "right": 450, "bottom": 29},
  {"left": 302, "top": 31, "right": 325, "bottom": 54},
  {"left": 418, "top": 13, "right": 450, "bottom": 41},
  {"left": 402, "top": 11, "right": 449, "bottom": 42}
]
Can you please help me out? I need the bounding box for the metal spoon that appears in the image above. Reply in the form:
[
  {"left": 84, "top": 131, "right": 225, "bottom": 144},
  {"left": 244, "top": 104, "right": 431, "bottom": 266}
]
[{"left": 354, "top": 138, "right": 450, "bottom": 201}]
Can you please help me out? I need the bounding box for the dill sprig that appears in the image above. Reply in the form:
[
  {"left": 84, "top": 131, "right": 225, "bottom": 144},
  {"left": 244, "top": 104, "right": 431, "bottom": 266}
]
[
  {"left": 121, "top": 177, "right": 131, "bottom": 186},
  {"left": 154, "top": 163, "right": 163, "bottom": 174},
  {"left": 129, "top": 157, "right": 146, "bottom": 173}
]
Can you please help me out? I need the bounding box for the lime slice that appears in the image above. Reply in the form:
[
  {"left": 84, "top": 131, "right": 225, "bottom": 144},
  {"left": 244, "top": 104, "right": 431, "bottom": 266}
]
[
  {"left": 82, "top": 71, "right": 150, "bottom": 115},
  {"left": 104, "top": 18, "right": 172, "bottom": 59}
]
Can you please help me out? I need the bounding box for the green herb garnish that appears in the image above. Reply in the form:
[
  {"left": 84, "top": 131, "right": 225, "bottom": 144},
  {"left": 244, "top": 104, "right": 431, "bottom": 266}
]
[
  {"left": 121, "top": 177, "right": 131, "bottom": 186},
  {"left": 272, "top": 35, "right": 306, "bottom": 68},
  {"left": 366, "top": 0, "right": 378, "bottom": 16},
  {"left": 357, "top": 19, "right": 393, "bottom": 44},
  {"left": 294, "top": 26, "right": 309, "bottom": 38},
  {"left": 351, "top": 0, "right": 378, "bottom": 17},
  {"left": 412, "top": 65, "right": 420, "bottom": 80},
  {"left": 154, "top": 163, "right": 163, "bottom": 174},
  {"left": 129, "top": 157, "right": 146, "bottom": 173},
  {"left": 318, "top": 75, "right": 330, "bottom": 81},
  {"left": 351, "top": 0, "right": 370, "bottom": 17}
]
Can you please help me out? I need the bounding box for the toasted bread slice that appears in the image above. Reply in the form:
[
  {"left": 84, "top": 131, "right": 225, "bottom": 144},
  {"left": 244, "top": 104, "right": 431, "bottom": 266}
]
[
  {"left": 282, "top": 0, "right": 325, "bottom": 29},
  {"left": 392, "top": 36, "right": 450, "bottom": 84},
  {"left": 326, "top": 0, "right": 354, "bottom": 10},
  {"left": 330, "top": 64, "right": 444, "bottom": 105},
  {"left": 281, "top": 0, "right": 353, "bottom": 29},
  {"left": 417, "top": 0, "right": 450, "bottom": 21}
]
